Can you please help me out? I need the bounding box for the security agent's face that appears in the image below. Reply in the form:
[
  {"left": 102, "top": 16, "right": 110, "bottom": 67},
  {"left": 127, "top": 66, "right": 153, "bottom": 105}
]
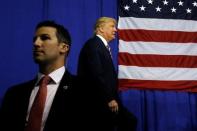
[
  {"left": 33, "top": 26, "right": 66, "bottom": 64},
  {"left": 100, "top": 21, "right": 117, "bottom": 42}
]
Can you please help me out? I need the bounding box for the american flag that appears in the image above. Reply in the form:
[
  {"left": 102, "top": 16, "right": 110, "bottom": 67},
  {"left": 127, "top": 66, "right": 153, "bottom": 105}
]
[{"left": 118, "top": 0, "right": 197, "bottom": 92}]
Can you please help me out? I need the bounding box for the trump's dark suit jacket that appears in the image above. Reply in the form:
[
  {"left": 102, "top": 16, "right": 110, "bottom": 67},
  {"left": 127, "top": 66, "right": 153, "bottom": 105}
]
[
  {"left": 78, "top": 36, "right": 119, "bottom": 103},
  {"left": 77, "top": 36, "right": 137, "bottom": 131},
  {"left": 0, "top": 71, "right": 79, "bottom": 131}
]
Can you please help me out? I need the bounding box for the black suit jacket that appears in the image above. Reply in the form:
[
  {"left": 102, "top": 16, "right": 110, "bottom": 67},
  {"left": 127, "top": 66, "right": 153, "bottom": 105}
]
[
  {"left": 77, "top": 36, "right": 137, "bottom": 131},
  {"left": 77, "top": 36, "right": 119, "bottom": 103},
  {"left": 0, "top": 71, "right": 78, "bottom": 131}
]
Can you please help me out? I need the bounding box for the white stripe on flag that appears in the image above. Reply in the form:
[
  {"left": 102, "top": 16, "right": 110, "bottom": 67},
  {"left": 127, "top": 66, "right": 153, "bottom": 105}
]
[
  {"left": 118, "top": 17, "right": 197, "bottom": 31},
  {"left": 118, "top": 65, "right": 197, "bottom": 80},
  {"left": 119, "top": 40, "right": 197, "bottom": 56}
]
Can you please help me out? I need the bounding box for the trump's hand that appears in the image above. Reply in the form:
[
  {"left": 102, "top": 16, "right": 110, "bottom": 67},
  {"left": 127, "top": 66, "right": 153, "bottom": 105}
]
[{"left": 108, "top": 100, "right": 119, "bottom": 113}]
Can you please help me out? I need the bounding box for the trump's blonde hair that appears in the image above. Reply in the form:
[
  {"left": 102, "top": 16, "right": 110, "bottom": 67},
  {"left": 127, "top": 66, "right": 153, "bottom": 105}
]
[{"left": 94, "top": 17, "right": 116, "bottom": 34}]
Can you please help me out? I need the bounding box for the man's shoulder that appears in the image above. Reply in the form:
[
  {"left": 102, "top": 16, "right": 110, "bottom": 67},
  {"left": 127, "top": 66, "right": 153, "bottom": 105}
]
[
  {"left": 82, "top": 36, "right": 102, "bottom": 51},
  {"left": 63, "top": 70, "right": 76, "bottom": 79},
  {"left": 7, "top": 79, "right": 36, "bottom": 93},
  {"left": 2, "top": 79, "right": 36, "bottom": 101},
  {"left": 11, "top": 79, "right": 36, "bottom": 88},
  {"left": 86, "top": 35, "right": 101, "bottom": 43},
  {"left": 61, "top": 71, "right": 78, "bottom": 84}
]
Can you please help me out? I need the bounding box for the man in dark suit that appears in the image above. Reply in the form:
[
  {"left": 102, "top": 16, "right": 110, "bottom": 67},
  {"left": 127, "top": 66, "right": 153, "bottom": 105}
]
[
  {"left": 77, "top": 17, "right": 137, "bottom": 131},
  {"left": 0, "top": 21, "right": 79, "bottom": 131}
]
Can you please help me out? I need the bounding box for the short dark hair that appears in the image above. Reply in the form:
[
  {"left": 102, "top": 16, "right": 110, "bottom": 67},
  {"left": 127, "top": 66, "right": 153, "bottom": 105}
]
[{"left": 36, "top": 20, "right": 71, "bottom": 46}]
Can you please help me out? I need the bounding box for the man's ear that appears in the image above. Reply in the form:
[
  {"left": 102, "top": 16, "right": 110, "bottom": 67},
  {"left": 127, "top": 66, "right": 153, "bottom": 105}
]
[
  {"left": 98, "top": 26, "right": 104, "bottom": 33},
  {"left": 60, "top": 43, "right": 69, "bottom": 53}
]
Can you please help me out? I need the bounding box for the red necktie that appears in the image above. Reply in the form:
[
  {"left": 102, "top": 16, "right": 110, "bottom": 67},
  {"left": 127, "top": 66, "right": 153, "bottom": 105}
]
[{"left": 25, "top": 75, "right": 51, "bottom": 131}]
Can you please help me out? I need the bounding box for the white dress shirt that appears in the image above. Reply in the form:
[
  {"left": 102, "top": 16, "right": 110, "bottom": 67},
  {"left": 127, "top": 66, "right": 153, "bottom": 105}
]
[
  {"left": 97, "top": 34, "right": 108, "bottom": 47},
  {"left": 26, "top": 66, "right": 65, "bottom": 131}
]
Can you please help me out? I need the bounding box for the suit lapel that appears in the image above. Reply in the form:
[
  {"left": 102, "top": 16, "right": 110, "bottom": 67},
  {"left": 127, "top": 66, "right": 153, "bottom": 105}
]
[
  {"left": 95, "top": 36, "right": 115, "bottom": 69},
  {"left": 23, "top": 78, "right": 37, "bottom": 110},
  {"left": 48, "top": 70, "right": 73, "bottom": 110},
  {"left": 95, "top": 36, "right": 112, "bottom": 59},
  {"left": 15, "top": 78, "right": 37, "bottom": 128},
  {"left": 44, "top": 71, "right": 74, "bottom": 130}
]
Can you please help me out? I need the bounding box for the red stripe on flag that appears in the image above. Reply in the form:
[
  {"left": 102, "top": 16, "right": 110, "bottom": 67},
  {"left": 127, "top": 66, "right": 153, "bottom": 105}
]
[
  {"left": 118, "top": 79, "right": 197, "bottom": 92},
  {"left": 118, "top": 53, "right": 197, "bottom": 68},
  {"left": 118, "top": 29, "right": 197, "bottom": 43}
]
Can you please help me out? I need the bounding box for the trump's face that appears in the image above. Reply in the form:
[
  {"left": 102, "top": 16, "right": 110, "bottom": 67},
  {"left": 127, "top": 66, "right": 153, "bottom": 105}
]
[{"left": 100, "top": 21, "right": 117, "bottom": 42}]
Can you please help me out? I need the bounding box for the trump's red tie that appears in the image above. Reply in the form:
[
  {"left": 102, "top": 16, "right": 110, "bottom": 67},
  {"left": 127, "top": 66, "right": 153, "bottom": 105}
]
[{"left": 25, "top": 75, "right": 51, "bottom": 131}]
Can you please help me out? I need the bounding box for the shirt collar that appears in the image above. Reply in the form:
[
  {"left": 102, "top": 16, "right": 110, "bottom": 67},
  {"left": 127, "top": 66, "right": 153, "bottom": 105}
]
[
  {"left": 96, "top": 34, "right": 108, "bottom": 47},
  {"left": 36, "top": 66, "right": 65, "bottom": 85}
]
